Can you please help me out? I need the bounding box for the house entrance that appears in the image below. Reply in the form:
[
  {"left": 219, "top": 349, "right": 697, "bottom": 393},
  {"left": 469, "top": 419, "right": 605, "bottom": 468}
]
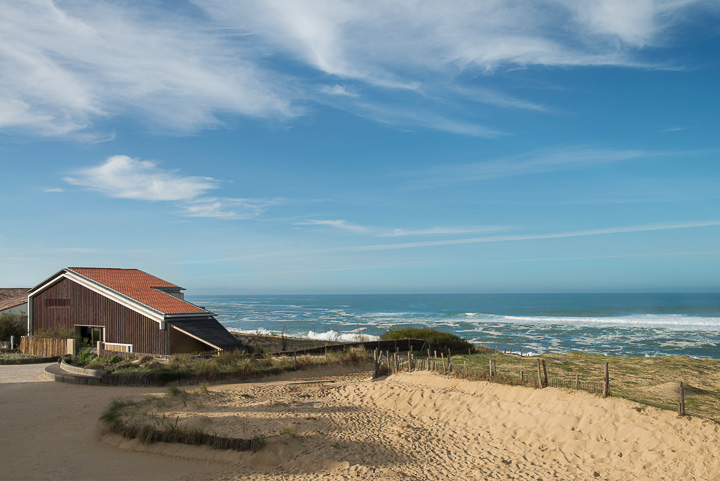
[{"left": 76, "top": 326, "right": 104, "bottom": 346}]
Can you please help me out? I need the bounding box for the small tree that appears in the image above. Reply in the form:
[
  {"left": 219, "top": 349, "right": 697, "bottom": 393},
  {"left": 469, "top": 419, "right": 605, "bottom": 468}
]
[{"left": 0, "top": 312, "right": 27, "bottom": 342}]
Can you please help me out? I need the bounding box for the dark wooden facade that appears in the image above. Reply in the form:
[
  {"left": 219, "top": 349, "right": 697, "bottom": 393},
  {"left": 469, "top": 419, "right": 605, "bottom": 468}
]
[{"left": 31, "top": 277, "right": 166, "bottom": 354}]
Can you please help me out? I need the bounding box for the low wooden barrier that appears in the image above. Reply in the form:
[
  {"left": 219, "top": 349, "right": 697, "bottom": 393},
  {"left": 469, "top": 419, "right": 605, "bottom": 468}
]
[{"left": 19, "top": 337, "right": 69, "bottom": 357}]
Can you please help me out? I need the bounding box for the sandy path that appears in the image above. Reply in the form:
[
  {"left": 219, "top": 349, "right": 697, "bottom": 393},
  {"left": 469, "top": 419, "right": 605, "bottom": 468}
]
[{"left": 0, "top": 363, "right": 223, "bottom": 481}]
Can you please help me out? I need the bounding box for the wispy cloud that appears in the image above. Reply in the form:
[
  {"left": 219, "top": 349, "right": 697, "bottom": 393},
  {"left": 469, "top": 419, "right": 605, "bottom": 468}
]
[
  {"left": 491, "top": 249, "right": 720, "bottom": 264},
  {"left": 405, "top": 147, "right": 649, "bottom": 187},
  {"left": 1, "top": 1, "right": 713, "bottom": 137},
  {"left": 343, "top": 220, "right": 720, "bottom": 252},
  {"left": 65, "top": 155, "right": 276, "bottom": 219},
  {"left": 0, "top": 0, "right": 294, "bottom": 138},
  {"left": 319, "top": 84, "right": 359, "bottom": 97},
  {"left": 294, "top": 219, "right": 370, "bottom": 234},
  {"left": 181, "top": 198, "right": 280, "bottom": 220},
  {"left": 381, "top": 226, "right": 511, "bottom": 237},
  {"left": 44, "top": 187, "right": 64, "bottom": 193}
]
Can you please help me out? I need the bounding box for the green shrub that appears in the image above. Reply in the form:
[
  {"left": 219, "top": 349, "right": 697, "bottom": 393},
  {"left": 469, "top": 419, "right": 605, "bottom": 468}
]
[
  {"left": 85, "top": 359, "right": 106, "bottom": 370},
  {"left": 380, "top": 327, "right": 473, "bottom": 353},
  {"left": 36, "top": 326, "right": 76, "bottom": 340},
  {"left": 76, "top": 349, "right": 97, "bottom": 366},
  {"left": 0, "top": 312, "right": 26, "bottom": 342}
]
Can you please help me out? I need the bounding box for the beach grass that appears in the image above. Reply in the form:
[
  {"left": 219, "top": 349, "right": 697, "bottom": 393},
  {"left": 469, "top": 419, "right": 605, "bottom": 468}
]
[{"left": 449, "top": 350, "right": 720, "bottom": 422}]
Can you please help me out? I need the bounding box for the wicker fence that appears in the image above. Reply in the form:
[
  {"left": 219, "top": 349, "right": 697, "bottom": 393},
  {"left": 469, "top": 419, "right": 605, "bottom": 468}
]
[{"left": 19, "top": 337, "right": 69, "bottom": 357}]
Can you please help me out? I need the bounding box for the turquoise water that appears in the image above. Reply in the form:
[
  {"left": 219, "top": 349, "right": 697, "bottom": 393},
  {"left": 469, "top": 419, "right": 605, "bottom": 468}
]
[{"left": 186, "top": 293, "right": 720, "bottom": 358}]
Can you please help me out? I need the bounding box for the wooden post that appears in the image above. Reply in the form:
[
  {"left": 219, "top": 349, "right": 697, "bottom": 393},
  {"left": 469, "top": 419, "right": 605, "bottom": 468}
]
[
  {"left": 575, "top": 373, "right": 579, "bottom": 390},
  {"left": 521, "top": 370, "right": 524, "bottom": 383},
  {"left": 603, "top": 362, "right": 609, "bottom": 398},
  {"left": 464, "top": 360, "right": 467, "bottom": 375},
  {"left": 408, "top": 350, "right": 412, "bottom": 372},
  {"left": 440, "top": 353, "right": 445, "bottom": 374},
  {"left": 294, "top": 351, "right": 297, "bottom": 370},
  {"left": 468, "top": 348, "right": 471, "bottom": 355},
  {"left": 679, "top": 381, "right": 686, "bottom": 416},
  {"left": 537, "top": 358, "right": 544, "bottom": 388},
  {"left": 489, "top": 357, "right": 493, "bottom": 378},
  {"left": 541, "top": 360, "right": 548, "bottom": 387}
]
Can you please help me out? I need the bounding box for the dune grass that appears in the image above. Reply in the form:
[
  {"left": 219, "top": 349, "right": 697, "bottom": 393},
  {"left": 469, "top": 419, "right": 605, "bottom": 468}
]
[
  {"left": 99, "top": 388, "right": 264, "bottom": 452},
  {"left": 447, "top": 350, "right": 720, "bottom": 422}
]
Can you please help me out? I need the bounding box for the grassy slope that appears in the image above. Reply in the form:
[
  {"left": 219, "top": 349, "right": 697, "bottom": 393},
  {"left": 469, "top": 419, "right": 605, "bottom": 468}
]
[{"left": 449, "top": 351, "right": 720, "bottom": 423}]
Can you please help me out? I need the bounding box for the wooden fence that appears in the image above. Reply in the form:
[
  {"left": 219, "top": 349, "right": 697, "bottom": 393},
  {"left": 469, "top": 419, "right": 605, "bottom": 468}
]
[
  {"left": 372, "top": 349, "right": 610, "bottom": 397},
  {"left": 19, "top": 337, "right": 69, "bottom": 357}
]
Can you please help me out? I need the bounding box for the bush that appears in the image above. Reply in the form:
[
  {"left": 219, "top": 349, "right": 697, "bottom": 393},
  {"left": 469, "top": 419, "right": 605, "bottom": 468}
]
[
  {"left": 0, "top": 312, "right": 26, "bottom": 342},
  {"left": 36, "top": 326, "right": 76, "bottom": 340},
  {"left": 380, "top": 327, "right": 474, "bottom": 354}
]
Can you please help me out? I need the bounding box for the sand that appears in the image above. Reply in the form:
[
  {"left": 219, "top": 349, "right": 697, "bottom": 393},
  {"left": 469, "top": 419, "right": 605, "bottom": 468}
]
[{"left": 2, "top": 363, "right": 719, "bottom": 480}]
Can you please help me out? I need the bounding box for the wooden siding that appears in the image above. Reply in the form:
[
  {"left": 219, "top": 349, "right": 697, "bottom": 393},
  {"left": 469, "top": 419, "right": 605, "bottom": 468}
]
[{"left": 31, "top": 277, "right": 166, "bottom": 355}]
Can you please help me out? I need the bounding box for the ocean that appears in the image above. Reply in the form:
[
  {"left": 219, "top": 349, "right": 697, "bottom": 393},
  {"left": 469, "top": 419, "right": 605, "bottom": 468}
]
[{"left": 186, "top": 293, "right": 720, "bottom": 358}]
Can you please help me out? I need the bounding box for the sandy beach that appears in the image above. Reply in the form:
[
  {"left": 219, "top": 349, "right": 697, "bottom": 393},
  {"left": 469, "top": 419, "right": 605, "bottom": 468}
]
[{"left": 2, "top": 363, "right": 719, "bottom": 480}]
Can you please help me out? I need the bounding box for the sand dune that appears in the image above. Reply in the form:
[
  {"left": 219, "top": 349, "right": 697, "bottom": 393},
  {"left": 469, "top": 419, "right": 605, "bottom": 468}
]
[
  {"left": 113, "top": 369, "right": 720, "bottom": 480},
  {"left": 3, "top": 363, "right": 719, "bottom": 480}
]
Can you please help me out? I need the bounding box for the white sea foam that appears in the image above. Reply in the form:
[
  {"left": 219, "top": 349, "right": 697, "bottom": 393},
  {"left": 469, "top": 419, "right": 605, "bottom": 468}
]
[{"left": 306, "top": 330, "right": 380, "bottom": 342}]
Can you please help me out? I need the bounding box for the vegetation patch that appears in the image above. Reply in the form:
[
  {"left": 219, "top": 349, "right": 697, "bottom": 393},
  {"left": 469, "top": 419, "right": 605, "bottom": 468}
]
[
  {"left": 62, "top": 345, "right": 373, "bottom": 386},
  {"left": 381, "top": 327, "right": 474, "bottom": 353},
  {"left": 0, "top": 313, "right": 26, "bottom": 343},
  {"left": 444, "top": 350, "right": 720, "bottom": 423},
  {"left": 99, "top": 390, "right": 264, "bottom": 452}
]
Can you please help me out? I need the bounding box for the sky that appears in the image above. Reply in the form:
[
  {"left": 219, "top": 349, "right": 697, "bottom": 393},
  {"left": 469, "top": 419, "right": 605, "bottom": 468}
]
[{"left": 1, "top": 0, "right": 720, "bottom": 294}]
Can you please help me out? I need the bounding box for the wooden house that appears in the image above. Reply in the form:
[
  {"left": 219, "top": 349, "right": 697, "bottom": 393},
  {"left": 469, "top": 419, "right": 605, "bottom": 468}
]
[{"left": 27, "top": 268, "right": 240, "bottom": 355}]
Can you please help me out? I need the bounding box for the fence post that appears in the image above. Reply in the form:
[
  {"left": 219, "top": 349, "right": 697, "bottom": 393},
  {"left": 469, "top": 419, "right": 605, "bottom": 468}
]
[
  {"left": 541, "top": 360, "right": 548, "bottom": 387},
  {"left": 10, "top": 335, "right": 13, "bottom": 350},
  {"left": 679, "top": 381, "right": 686, "bottom": 416},
  {"left": 603, "top": 362, "right": 609, "bottom": 398},
  {"left": 536, "top": 358, "right": 544, "bottom": 388},
  {"left": 575, "top": 373, "right": 579, "bottom": 390}
]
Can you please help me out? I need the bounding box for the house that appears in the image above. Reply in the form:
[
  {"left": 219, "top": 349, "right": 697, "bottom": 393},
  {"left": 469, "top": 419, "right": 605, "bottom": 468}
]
[
  {"left": 27, "top": 268, "right": 241, "bottom": 355},
  {"left": 0, "top": 288, "right": 29, "bottom": 316}
]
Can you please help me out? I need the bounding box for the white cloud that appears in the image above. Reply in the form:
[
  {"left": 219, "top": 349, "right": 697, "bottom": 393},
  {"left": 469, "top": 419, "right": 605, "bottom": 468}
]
[
  {"left": 65, "top": 155, "right": 218, "bottom": 201},
  {"left": 44, "top": 188, "right": 64, "bottom": 193},
  {"left": 65, "top": 155, "right": 280, "bottom": 220},
  {"left": 0, "top": 0, "right": 712, "bottom": 137},
  {"left": 294, "top": 219, "right": 370, "bottom": 234},
  {"left": 0, "top": 0, "right": 294, "bottom": 137}
]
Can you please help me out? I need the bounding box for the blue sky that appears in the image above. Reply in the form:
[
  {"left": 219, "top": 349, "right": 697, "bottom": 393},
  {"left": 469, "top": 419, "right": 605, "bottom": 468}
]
[{"left": 1, "top": 0, "right": 720, "bottom": 294}]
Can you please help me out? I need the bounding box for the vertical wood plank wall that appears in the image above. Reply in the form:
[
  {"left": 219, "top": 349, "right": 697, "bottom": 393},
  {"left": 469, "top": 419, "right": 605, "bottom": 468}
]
[{"left": 31, "top": 277, "right": 165, "bottom": 354}]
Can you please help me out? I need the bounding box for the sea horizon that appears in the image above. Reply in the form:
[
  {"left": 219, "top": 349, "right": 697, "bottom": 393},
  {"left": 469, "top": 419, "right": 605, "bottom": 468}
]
[{"left": 187, "top": 292, "right": 720, "bottom": 359}]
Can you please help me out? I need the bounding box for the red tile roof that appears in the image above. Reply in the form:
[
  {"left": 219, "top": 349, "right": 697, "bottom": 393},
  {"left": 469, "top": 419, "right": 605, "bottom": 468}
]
[{"left": 68, "top": 268, "right": 208, "bottom": 315}]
